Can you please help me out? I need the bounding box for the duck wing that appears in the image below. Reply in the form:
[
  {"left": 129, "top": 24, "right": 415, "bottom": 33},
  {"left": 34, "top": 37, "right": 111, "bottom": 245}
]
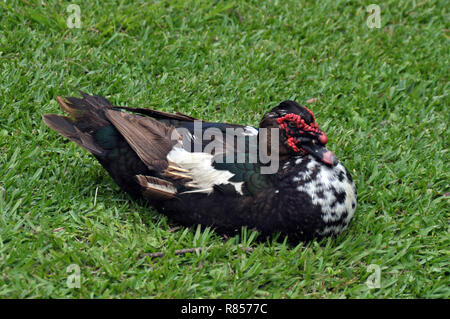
[{"left": 111, "top": 106, "right": 270, "bottom": 197}]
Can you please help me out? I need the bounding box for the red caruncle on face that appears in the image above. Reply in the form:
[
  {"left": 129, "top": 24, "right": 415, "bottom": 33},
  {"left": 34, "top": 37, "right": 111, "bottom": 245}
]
[{"left": 276, "top": 111, "right": 328, "bottom": 152}]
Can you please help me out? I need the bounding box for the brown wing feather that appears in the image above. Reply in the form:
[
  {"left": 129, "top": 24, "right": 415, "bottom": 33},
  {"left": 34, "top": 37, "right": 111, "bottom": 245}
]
[
  {"left": 113, "top": 106, "right": 197, "bottom": 122},
  {"left": 135, "top": 175, "right": 177, "bottom": 200},
  {"left": 104, "top": 109, "right": 181, "bottom": 171}
]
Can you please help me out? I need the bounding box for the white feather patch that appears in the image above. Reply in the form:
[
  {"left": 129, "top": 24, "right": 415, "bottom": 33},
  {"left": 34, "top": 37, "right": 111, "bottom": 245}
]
[
  {"left": 243, "top": 126, "right": 258, "bottom": 136},
  {"left": 166, "top": 147, "right": 244, "bottom": 195},
  {"left": 294, "top": 157, "right": 357, "bottom": 235}
]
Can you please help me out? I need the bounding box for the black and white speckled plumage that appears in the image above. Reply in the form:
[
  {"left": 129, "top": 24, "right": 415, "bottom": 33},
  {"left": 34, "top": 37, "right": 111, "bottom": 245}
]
[
  {"left": 277, "top": 155, "right": 357, "bottom": 239},
  {"left": 43, "top": 93, "right": 358, "bottom": 243}
]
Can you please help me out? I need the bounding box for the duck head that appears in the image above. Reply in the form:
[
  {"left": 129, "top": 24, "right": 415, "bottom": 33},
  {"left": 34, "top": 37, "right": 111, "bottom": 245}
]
[{"left": 260, "top": 100, "right": 338, "bottom": 166}]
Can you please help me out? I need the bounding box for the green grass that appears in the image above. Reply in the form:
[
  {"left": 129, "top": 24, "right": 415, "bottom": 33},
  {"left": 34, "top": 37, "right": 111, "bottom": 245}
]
[{"left": 0, "top": 0, "right": 448, "bottom": 298}]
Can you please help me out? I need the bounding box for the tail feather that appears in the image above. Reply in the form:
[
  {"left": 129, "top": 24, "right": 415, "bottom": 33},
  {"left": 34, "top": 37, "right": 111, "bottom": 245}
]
[
  {"left": 43, "top": 92, "right": 115, "bottom": 155},
  {"left": 43, "top": 91, "right": 179, "bottom": 200},
  {"left": 42, "top": 114, "right": 104, "bottom": 156},
  {"left": 54, "top": 93, "right": 111, "bottom": 129}
]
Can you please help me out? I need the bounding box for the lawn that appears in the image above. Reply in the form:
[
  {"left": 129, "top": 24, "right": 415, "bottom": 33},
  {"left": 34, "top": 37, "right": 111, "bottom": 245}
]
[{"left": 0, "top": 0, "right": 448, "bottom": 298}]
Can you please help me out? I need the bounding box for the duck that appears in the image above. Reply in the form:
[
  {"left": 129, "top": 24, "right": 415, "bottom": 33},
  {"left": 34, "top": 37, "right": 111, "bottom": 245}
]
[{"left": 43, "top": 92, "right": 357, "bottom": 243}]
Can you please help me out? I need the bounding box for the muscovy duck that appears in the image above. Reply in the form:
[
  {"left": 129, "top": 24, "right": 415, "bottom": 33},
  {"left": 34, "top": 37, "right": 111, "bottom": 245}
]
[{"left": 43, "top": 92, "right": 357, "bottom": 242}]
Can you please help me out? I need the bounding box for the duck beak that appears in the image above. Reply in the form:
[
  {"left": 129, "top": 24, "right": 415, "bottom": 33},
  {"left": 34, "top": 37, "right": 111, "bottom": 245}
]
[{"left": 301, "top": 142, "right": 338, "bottom": 166}]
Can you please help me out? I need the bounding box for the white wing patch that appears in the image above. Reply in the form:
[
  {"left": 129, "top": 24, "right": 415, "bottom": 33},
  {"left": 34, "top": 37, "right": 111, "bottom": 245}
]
[
  {"left": 166, "top": 147, "right": 244, "bottom": 195},
  {"left": 243, "top": 126, "right": 258, "bottom": 136}
]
